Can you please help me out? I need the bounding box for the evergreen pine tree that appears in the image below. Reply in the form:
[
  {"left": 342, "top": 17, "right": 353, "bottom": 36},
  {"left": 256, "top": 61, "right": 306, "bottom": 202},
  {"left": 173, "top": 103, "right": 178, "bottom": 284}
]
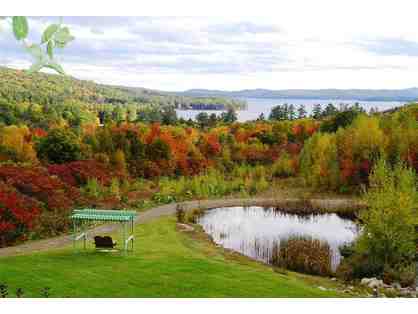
[
  {"left": 297, "top": 104, "right": 307, "bottom": 119},
  {"left": 312, "top": 104, "right": 322, "bottom": 119},
  {"left": 288, "top": 104, "right": 296, "bottom": 120}
]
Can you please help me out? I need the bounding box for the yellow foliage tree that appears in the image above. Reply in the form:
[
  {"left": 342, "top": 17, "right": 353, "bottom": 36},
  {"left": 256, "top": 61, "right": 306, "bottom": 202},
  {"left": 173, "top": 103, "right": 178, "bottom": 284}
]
[
  {"left": 0, "top": 125, "right": 38, "bottom": 163},
  {"left": 112, "top": 149, "right": 127, "bottom": 174},
  {"left": 300, "top": 132, "right": 340, "bottom": 189}
]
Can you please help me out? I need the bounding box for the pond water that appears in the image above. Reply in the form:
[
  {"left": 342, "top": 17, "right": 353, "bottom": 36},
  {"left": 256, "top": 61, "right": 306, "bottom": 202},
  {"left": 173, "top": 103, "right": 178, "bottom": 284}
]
[
  {"left": 176, "top": 97, "right": 404, "bottom": 122},
  {"left": 198, "top": 206, "right": 360, "bottom": 270}
]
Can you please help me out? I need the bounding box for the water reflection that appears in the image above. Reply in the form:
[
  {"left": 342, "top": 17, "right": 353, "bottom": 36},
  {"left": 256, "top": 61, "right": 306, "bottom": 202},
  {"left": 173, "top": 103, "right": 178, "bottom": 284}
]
[{"left": 198, "top": 206, "right": 360, "bottom": 270}]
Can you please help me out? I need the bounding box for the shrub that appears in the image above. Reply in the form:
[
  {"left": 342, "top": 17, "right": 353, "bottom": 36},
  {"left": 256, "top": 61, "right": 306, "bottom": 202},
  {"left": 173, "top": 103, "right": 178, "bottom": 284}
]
[
  {"left": 339, "top": 242, "right": 355, "bottom": 259},
  {"left": 176, "top": 204, "right": 185, "bottom": 223},
  {"left": 152, "top": 191, "right": 175, "bottom": 204},
  {"left": 247, "top": 175, "right": 269, "bottom": 195},
  {"left": 336, "top": 253, "right": 383, "bottom": 281},
  {"left": 270, "top": 236, "right": 333, "bottom": 276},
  {"left": 185, "top": 207, "right": 205, "bottom": 224},
  {"left": 34, "top": 207, "right": 73, "bottom": 237},
  {"left": 383, "top": 263, "right": 416, "bottom": 287}
]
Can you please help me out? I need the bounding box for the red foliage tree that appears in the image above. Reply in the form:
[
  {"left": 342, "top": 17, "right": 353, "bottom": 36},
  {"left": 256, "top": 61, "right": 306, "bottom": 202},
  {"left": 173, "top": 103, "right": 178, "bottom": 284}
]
[
  {"left": 0, "top": 165, "right": 77, "bottom": 211},
  {"left": 0, "top": 183, "right": 41, "bottom": 247},
  {"left": 200, "top": 133, "right": 221, "bottom": 157},
  {"left": 31, "top": 128, "right": 48, "bottom": 138},
  {"left": 146, "top": 123, "right": 161, "bottom": 144},
  {"left": 47, "top": 160, "right": 123, "bottom": 187}
]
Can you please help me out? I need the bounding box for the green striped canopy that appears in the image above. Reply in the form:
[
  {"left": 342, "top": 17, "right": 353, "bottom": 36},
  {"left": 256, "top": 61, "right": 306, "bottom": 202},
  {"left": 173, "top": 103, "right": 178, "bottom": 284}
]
[{"left": 70, "top": 209, "right": 137, "bottom": 222}]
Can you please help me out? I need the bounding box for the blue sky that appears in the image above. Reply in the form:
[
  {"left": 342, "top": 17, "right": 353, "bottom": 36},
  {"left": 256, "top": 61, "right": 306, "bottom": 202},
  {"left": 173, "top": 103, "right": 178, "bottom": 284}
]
[{"left": 1, "top": 16, "right": 418, "bottom": 91}]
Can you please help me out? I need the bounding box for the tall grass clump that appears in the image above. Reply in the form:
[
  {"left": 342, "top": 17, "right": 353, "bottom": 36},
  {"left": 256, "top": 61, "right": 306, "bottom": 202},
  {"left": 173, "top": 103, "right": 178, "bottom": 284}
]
[{"left": 270, "top": 236, "right": 333, "bottom": 276}]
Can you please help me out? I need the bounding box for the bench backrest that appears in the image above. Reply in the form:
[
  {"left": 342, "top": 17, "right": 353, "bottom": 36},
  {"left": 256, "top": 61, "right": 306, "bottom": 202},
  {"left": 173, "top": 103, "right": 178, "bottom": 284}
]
[{"left": 94, "top": 236, "right": 115, "bottom": 248}]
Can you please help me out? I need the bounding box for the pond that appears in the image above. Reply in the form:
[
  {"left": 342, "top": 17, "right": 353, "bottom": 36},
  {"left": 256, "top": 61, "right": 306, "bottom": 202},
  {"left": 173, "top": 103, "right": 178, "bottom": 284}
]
[{"left": 197, "top": 206, "right": 360, "bottom": 270}]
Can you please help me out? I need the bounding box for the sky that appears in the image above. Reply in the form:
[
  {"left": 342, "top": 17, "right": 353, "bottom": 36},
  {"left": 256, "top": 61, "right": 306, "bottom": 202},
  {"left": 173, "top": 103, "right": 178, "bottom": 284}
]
[{"left": 1, "top": 14, "right": 418, "bottom": 91}]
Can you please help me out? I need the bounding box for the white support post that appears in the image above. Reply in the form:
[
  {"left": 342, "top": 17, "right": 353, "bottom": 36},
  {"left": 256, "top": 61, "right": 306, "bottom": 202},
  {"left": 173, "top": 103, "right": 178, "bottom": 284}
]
[
  {"left": 73, "top": 220, "right": 76, "bottom": 250},
  {"left": 75, "top": 232, "right": 87, "bottom": 241},
  {"left": 125, "top": 235, "right": 134, "bottom": 252},
  {"left": 123, "top": 222, "right": 125, "bottom": 251},
  {"left": 73, "top": 228, "right": 87, "bottom": 251},
  {"left": 131, "top": 219, "right": 134, "bottom": 251},
  {"left": 83, "top": 221, "right": 86, "bottom": 249}
]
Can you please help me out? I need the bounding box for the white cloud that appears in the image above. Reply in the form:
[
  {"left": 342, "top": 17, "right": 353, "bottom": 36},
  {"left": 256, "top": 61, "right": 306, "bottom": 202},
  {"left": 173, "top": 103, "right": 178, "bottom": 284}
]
[{"left": 1, "top": 12, "right": 418, "bottom": 90}]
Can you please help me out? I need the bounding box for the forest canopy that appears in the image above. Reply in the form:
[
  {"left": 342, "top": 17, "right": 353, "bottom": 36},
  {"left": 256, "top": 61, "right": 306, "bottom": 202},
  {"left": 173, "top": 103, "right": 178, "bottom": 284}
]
[{"left": 0, "top": 66, "right": 417, "bottom": 251}]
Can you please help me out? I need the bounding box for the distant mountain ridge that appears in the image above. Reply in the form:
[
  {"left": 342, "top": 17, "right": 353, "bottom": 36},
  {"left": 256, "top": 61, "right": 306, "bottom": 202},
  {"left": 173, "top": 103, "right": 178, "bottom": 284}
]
[{"left": 177, "top": 88, "right": 418, "bottom": 102}]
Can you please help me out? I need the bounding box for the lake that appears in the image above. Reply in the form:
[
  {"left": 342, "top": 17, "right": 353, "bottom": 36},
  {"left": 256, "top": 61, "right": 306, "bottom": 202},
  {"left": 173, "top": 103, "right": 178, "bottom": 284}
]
[
  {"left": 176, "top": 97, "right": 404, "bottom": 122},
  {"left": 198, "top": 206, "right": 360, "bottom": 270}
]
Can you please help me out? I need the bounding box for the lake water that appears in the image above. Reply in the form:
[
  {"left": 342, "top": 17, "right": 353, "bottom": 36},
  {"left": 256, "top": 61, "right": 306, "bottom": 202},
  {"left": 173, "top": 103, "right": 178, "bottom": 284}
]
[
  {"left": 198, "top": 206, "right": 360, "bottom": 269},
  {"left": 176, "top": 97, "right": 404, "bottom": 122}
]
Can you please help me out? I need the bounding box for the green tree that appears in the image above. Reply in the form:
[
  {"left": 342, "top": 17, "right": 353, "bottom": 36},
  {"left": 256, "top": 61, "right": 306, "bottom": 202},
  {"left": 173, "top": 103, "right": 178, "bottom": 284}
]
[
  {"left": 196, "top": 112, "right": 210, "bottom": 128},
  {"left": 112, "top": 106, "right": 126, "bottom": 124},
  {"left": 322, "top": 103, "right": 338, "bottom": 117},
  {"left": 288, "top": 104, "right": 296, "bottom": 120},
  {"left": 312, "top": 104, "right": 322, "bottom": 119},
  {"left": 161, "top": 105, "right": 178, "bottom": 125},
  {"left": 36, "top": 128, "right": 82, "bottom": 164},
  {"left": 146, "top": 139, "right": 171, "bottom": 161},
  {"left": 356, "top": 159, "right": 416, "bottom": 270},
  {"left": 320, "top": 107, "right": 362, "bottom": 133},
  {"left": 221, "top": 108, "right": 238, "bottom": 123},
  {"left": 109, "top": 178, "right": 121, "bottom": 199},
  {"left": 208, "top": 113, "right": 219, "bottom": 127},
  {"left": 297, "top": 105, "right": 307, "bottom": 119},
  {"left": 269, "top": 105, "right": 287, "bottom": 121}
]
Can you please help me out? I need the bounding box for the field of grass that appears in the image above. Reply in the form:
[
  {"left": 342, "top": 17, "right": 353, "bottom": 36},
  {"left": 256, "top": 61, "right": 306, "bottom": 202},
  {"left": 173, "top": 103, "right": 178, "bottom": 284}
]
[{"left": 0, "top": 216, "right": 348, "bottom": 297}]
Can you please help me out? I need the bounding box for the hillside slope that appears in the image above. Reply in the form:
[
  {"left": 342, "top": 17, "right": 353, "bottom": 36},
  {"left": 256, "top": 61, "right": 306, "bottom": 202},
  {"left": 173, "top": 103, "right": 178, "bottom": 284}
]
[{"left": 0, "top": 67, "right": 244, "bottom": 109}]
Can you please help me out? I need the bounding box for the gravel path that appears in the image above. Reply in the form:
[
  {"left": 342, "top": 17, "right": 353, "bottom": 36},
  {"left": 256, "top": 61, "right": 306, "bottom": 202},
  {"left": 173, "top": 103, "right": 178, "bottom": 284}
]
[{"left": 0, "top": 197, "right": 361, "bottom": 257}]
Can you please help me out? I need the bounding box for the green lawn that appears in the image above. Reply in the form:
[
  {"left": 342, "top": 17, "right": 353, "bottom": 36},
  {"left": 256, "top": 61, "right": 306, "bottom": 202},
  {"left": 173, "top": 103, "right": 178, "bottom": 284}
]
[{"left": 0, "top": 216, "right": 347, "bottom": 297}]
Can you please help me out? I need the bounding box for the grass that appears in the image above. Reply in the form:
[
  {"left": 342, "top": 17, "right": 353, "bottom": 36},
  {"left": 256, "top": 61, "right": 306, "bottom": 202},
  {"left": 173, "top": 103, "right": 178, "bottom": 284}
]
[{"left": 0, "top": 216, "right": 348, "bottom": 297}]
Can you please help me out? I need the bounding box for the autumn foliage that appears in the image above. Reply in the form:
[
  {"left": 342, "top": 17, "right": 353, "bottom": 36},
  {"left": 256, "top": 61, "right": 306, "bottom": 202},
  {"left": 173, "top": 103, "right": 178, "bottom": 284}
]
[
  {"left": 0, "top": 91, "right": 417, "bottom": 247},
  {"left": 0, "top": 183, "right": 41, "bottom": 246}
]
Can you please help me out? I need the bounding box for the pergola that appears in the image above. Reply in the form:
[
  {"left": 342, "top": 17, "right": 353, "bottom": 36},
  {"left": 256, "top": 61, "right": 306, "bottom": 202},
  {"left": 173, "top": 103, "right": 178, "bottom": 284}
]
[{"left": 70, "top": 209, "right": 137, "bottom": 252}]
